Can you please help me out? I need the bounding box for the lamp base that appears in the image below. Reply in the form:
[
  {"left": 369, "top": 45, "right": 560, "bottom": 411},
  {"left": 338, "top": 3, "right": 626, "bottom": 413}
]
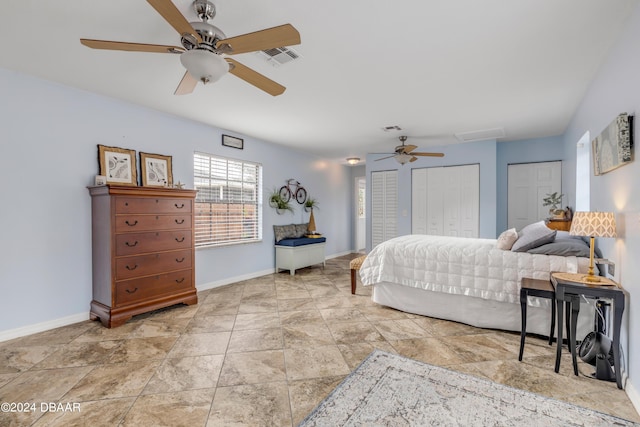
[{"left": 584, "top": 274, "right": 601, "bottom": 283}]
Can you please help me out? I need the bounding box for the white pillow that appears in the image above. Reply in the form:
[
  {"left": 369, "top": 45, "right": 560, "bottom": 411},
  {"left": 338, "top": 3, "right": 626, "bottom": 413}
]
[
  {"left": 496, "top": 228, "right": 518, "bottom": 250},
  {"left": 511, "top": 221, "right": 557, "bottom": 252}
]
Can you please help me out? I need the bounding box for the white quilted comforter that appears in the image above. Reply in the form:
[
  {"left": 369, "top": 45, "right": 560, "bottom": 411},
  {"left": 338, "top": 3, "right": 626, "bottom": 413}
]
[{"left": 360, "top": 235, "right": 587, "bottom": 305}]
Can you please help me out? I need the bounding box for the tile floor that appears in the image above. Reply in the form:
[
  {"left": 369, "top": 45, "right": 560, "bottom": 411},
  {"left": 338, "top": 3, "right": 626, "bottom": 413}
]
[{"left": 1, "top": 255, "right": 638, "bottom": 426}]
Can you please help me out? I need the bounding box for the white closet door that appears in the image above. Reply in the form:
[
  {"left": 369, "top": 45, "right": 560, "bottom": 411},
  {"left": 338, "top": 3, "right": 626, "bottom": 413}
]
[
  {"left": 507, "top": 161, "right": 561, "bottom": 230},
  {"left": 411, "top": 164, "right": 479, "bottom": 238},
  {"left": 371, "top": 170, "right": 398, "bottom": 248}
]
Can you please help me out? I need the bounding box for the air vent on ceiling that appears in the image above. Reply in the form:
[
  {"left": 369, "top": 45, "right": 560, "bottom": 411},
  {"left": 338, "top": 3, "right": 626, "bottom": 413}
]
[
  {"left": 382, "top": 125, "right": 402, "bottom": 132},
  {"left": 257, "top": 46, "right": 301, "bottom": 67},
  {"left": 455, "top": 127, "right": 505, "bottom": 142}
]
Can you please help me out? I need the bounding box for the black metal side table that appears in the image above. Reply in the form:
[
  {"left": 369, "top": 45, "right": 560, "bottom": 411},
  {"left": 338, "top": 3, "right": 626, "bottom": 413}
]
[
  {"left": 552, "top": 272, "right": 626, "bottom": 389},
  {"left": 519, "top": 278, "right": 556, "bottom": 361}
]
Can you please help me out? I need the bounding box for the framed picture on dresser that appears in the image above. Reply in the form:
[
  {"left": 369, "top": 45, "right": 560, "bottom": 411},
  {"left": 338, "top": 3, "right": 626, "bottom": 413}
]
[
  {"left": 97, "top": 144, "right": 137, "bottom": 186},
  {"left": 140, "top": 152, "right": 173, "bottom": 187}
]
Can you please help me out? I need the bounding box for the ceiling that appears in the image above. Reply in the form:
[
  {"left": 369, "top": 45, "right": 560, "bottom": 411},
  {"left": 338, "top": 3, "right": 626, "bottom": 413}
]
[{"left": 1, "top": 1, "right": 637, "bottom": 163}]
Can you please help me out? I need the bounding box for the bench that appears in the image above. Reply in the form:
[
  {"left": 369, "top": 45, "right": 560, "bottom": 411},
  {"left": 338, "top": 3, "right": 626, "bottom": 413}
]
[{"left": 274, "top": 224, "right": 326, "bottom": 276}]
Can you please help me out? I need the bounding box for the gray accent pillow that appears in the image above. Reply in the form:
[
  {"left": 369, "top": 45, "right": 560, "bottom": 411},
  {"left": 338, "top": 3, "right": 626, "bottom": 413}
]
[
  {"left": 527, "top": 240, "right": 590, "bottom": 257},
  {"left": 294, "top": 223, "right": 309, "bottom": 238},
  {"left": 511, "top": 221, "right": 557, "bottom": 252},
  {"left": 274, "top": 224, "right": 297, "bottom": 242}
]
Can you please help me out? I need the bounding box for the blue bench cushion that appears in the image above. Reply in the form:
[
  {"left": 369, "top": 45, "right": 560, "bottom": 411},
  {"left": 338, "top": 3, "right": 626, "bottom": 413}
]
[{"left": 276, "top": 237, "right": 326, "bottom": 247}]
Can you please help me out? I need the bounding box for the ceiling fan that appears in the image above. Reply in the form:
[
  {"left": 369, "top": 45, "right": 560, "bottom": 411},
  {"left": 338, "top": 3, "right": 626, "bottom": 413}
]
[
  {"left": 80, "top": 0, "right": 301, "bottom": 96},
  {"left": 375, "top": 136, "right": 445, "bottom": 165}
]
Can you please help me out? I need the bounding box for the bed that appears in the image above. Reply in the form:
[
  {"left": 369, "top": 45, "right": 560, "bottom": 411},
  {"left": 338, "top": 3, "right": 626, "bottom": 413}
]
[{"left": 360, "top": 231, "right": 595, "bottom": 337}]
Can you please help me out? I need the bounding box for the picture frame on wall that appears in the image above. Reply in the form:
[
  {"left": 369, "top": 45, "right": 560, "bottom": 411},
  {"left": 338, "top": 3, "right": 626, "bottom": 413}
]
[
  {"left": 97, "top": 144, "right": 137, "bottom": 186},
  {"left": 222, "top": 134, "right": 244, "bottom": 149},
  {"left": 140, "top": 152, "right": 173, "bottom": 187},
  {"left": 592, "top": 113, "right": 634, "bottom": 176}
]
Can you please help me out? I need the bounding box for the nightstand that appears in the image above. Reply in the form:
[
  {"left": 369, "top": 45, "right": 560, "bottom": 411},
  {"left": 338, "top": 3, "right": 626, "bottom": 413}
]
[
  {"left": 551, "top": 272, "right": 626, "bottom": 389},
  {"left": 546, "top": 219, "right": 572, "bottom": 231},
  {"left": 519, "top": 278, "right": 556, "bottom": 361}
]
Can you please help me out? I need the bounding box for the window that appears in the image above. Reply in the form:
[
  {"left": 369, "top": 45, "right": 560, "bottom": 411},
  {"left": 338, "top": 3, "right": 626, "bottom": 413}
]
[
  {"left": 194, "top": 152, "right": 262, "bottom": 247},
  {"left": 575, "top": 131, "right": 590, "bottom": 211}
]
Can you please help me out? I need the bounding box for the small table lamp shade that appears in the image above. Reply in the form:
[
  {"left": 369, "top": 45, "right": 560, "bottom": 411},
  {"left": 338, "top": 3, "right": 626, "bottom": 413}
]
[{"left": 569, "top": 211, "right": 617, "bottom": 282}]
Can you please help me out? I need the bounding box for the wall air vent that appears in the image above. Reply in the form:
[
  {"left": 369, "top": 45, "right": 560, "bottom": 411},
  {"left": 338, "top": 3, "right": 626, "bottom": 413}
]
[
  {"left": 257, "top": 46, "right": 301, "bottom": 67},
  {"left": 455, "top": 127, "right": 505, "bottom": 143}
]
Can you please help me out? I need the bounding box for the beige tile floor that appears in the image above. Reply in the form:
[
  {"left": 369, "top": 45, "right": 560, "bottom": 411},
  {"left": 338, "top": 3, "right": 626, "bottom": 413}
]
[{"left": 1, "top": 255, "right": 638, "bottom": 426}]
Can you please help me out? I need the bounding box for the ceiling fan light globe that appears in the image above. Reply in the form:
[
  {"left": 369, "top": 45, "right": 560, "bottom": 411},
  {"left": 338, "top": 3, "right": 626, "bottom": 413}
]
[
  {"left": 395, "top": 153, "right": 411, "bottom": 165},
  {"left": 180, "top": 49, "right": 228, "bottom": 83}
]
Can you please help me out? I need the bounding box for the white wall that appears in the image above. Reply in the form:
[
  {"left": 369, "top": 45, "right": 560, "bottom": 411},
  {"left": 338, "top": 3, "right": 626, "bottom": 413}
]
[
  {"left": 0, "top": 68, "right": 352, "bottom": 337},
  {"left": 562, "top": 3, "right": 640, "bottom": 408}
]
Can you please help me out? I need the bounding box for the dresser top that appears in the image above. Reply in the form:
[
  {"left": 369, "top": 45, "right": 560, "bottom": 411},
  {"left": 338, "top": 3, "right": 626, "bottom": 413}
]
[{"left": 88, "top": 185, "right": 197, "bottom": 198}]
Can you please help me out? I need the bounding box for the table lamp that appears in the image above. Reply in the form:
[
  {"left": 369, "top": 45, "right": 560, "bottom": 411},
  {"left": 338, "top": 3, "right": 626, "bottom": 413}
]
[{"left": 569, "top": 211, "right": 617, "bottom": 283}]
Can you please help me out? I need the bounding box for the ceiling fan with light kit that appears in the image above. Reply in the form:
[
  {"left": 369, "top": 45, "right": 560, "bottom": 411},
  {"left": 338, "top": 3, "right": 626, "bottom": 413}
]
[
  {"left": 80, "top": 0, "right": 301, "bottom": 96},
  {"left": 375, "top": 136, "right": 445, "bottom": 165}
]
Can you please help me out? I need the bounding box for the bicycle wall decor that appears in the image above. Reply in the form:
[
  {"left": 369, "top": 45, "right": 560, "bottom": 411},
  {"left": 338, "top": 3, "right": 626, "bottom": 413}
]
[{"left": 279, "top": 179, "right": 307, "bottom": 205}]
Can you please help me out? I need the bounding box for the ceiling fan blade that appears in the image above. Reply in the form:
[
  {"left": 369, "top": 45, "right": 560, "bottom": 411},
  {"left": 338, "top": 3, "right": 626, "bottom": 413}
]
[
  {"left": 80, "top": 39, "right": 184, "bottom": 54},
  {"left": 226, "top": 59, "right": 285, "bottom": 96},
  {"left": 410, "top": 156, "right": 418, "bottom": 162},
  {"left": 147, "top": 0, "right": 202, "bottom": 43},
  {"left": 174, "top": 71, "right": 198, "bottom": 95},
  {"left": 412, "top": 152, "right": 445, "bottom": 157},
  {"left": 399, "top": 144, "right": 417, "bottom": 153},
  {"left": 216, "top": 24, "right": 300, "bottom": 55},
  {"left": 375, "top": 154, "right": 397, "bottom": 161}
]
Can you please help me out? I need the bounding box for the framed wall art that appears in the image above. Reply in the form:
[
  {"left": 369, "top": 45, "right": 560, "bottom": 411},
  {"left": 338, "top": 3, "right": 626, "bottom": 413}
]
[
  {"left": 592, "top": 113, "right": 634, "bottom": 176},
  {"left": 140, "top": 152, "right": 173, "bottom": 187},
  {"left": 222, "top": 134, "right": 244, "bottom": 149},
  {"left": 97, "top": 144, "right": 137, "bottom": 186}
]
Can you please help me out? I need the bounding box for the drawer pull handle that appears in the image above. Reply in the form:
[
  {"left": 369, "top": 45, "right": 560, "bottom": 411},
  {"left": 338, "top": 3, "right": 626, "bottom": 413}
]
[
  {"left": 176, "top": 257, "right": 185, "bottom": 263},
  {"left": 125, "top": 241, "right": 139, "bottom": 247},
  {"left": 125, "top": 287, "right": 138, "bottom": 294},
  {"left": 125, "top": 264, "right": 138, "bottom": 271},
  {"left": 175, "top": 219, "right": 185, "bottom": 224},
  {"left": 175, "top": 237, "right": 185, "bottom": 243},
  {"left": 175, "top": 203, "right": 185, "bottom": 209},
  {"left": 175, "top": 278, "right": 185, "bottom": 284},
  {"left": 125, "top": 220, "right": 138, "bottom": 227}
]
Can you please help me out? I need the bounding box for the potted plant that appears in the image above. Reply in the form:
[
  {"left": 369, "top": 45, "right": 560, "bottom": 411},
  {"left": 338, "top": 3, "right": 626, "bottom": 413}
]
[
  {"left": 268, "top": 188, "right": 294, "bottom": 214},
  {"left": 304, "top": 197, "right": 319, "bottom": 212},
  {"left": 542, "top": 192, "right": 565, "bottom": 219}
]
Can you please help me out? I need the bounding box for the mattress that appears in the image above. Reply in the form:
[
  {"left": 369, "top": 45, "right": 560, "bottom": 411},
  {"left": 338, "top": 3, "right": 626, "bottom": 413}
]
[{"left": 360, "top": 234, "right": 589, "bottom": 307}]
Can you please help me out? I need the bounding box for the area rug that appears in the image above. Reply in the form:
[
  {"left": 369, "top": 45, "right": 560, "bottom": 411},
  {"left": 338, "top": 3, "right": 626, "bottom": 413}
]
[{"left": 299, "top": 350, "right": 638, "bottom": 426}]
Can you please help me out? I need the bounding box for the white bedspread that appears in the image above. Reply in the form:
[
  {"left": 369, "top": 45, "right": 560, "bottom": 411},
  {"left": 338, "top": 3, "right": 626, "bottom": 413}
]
[{"left": 360, "top": 235, "right": 586, "bottom": 305}]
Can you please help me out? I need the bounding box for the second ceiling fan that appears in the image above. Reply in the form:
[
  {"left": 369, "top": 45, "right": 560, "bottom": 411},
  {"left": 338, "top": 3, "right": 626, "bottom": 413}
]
[
  {"left": 80, "top": 0, "right": 301, "bottom": 96},
  {"left": 376, "top": 136, "right": 445, "bottom": 165}
]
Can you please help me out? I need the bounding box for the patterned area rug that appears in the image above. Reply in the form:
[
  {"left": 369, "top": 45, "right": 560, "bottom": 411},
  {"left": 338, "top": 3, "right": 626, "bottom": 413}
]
[{"left": 299, "top": 350, "right": 638, "bottom": 426}]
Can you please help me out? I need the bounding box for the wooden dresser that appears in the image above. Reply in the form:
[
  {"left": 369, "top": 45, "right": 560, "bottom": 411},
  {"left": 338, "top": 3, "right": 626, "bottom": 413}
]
[{"left": 88, "top": 185, "right": 197, "bottom": 327}]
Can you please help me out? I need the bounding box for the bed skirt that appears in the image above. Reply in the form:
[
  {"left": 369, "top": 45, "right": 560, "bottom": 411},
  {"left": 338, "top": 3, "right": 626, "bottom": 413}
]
[{"left": 372, "top": 281, "right": 594, "bottom": 339}]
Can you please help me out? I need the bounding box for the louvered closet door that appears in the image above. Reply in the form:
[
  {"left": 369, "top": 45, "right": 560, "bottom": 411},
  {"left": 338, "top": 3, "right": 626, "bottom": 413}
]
[{"left": 371, "top": 170, "right": 398, "bottom": 248}]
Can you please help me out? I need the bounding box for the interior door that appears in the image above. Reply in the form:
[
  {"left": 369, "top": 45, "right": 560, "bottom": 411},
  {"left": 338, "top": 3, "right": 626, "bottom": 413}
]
[{"left": 507, "top": 161, "right": 561, "bottom": 230}]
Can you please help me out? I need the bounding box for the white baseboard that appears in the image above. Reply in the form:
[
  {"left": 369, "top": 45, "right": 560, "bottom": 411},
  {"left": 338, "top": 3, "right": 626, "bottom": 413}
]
[
  {"left": 626, "top": 378, "right": 640, "bottom": 417},
  {"left": 0, "top": 312, "right": 90, "bottom": 343},
  {"left": 197, "top": 268, "right": 276, "bottom": 291}
]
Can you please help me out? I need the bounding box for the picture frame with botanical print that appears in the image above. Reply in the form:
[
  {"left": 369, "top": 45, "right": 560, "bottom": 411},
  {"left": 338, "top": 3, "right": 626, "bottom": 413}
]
[
  {"left": 592, "top": 113, "right": 634, "bottom": 175},
  {"left": 140, "top": 152, "right": 173, "bottom": 187},
  {"left": 97, "top": 144, "right": 137, "bottom": 186}
]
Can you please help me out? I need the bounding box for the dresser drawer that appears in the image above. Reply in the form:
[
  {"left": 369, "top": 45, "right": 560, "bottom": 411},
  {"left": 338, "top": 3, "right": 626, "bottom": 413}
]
[
  {"left": 116, "top": 231, "right": 192, "bottom": 256},
  {"left": 115, "top": 270, "right": 193, "bottom": 306},
  {"left": 116, "top": 249, "right": 193, "bottom": 280},
  {"left": 115, "top": 197, "right": 192, "bottom": 214},
  {"left": 115, "top": 214, "right": 191, "bottom": 233}
]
